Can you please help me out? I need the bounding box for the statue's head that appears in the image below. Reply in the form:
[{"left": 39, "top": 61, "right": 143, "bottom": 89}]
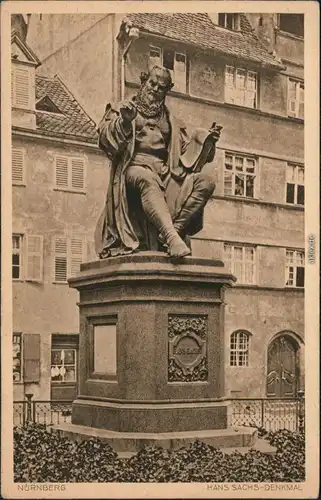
[{"left": 138, "top": 66, "right": 174, "bottom": 107}]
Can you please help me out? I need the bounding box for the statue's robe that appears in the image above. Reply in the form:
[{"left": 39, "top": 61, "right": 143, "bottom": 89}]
[{"left": 94, "top": 102, "right": 212, "bottom": 256}]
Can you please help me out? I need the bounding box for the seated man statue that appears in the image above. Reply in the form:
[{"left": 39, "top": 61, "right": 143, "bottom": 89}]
[{"left": 95, "top": 65, "right": 222, "bottom": 259}]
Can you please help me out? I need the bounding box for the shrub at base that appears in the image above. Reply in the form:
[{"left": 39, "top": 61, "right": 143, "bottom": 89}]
[{"left": 14, "top": 424, "right": 305, "bottom": 483}]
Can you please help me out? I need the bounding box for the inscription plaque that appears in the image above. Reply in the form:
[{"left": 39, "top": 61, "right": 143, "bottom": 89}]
[{"left": 168, "top": 314, "right": 208, "bottom": 382}]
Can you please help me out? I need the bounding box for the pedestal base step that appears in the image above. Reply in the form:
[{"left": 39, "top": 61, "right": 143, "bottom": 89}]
[
  {"left": 221, "top": 438, "right": 277, "bottom": 456},
  {"left": 51, "top": 423, "right": 257, "bottom": 453}
]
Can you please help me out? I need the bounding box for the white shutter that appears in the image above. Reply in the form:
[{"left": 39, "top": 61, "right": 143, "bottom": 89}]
[
  {"left": 25, "top": 235, "right": 43, "bottom": 281},
  {"left": 55, "top": 156, "right": 69, "bottom": 188},
  {"left": 12, "top": 148, "right": 24, "bottom": 184},
  {"left": 70, "top": 238, "right": 84, "bottom": 277},
  {"left": 13, "top": 67, "right": 30, "bottom": 108},
  {"left": 71, "top": 158, "right": 85, "bottom": 190},
  {"left": 54, "top": 237, "right": 68, "bottom": 282}
]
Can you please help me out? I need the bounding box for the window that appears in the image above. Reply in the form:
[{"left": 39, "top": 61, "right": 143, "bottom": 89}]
[
  {"left": 12, "top": 234, "right": 44, "bottom": 281},
  {"left": 278, "top": 14, "right": 304, "bottom": 37},
  {"left": 286, "top": 164, "right": 304, "bottom": 205},
  {"left": 224, "top": 153, "right": 256, "bottom": 198},
  {"left": 13, "top": 334, "right": 22, "bottom": 382},
  {"left": 12, "top": 235, "right": 22, "bottom": 279},
  {"left": 218, "top": 13, "right": 240, "bottom": 30},
  {"left": 53, "top": 237, "right": 85, "bottom": 283},
  {"left": 225, "top": 66, "right": 257, "bottom": 108},
  {"left": 288, "top": 79, "right": 304, "bottom": 119},
  {"left": 149, "top": 45, "right": 187, "bottom": 93},
  {"left": 11, "top": 66, "right": 30, "bottom": 108},
  {"left": 285, "top": 250, "right": 304, "bottom": 288},
  {"left": 224, "top": 244, "right": 256, "bottom": 284},
  {"left": 12, "top": 148, "right": 25, "bottom": 185},
  {"left": 230, "top": 331, "right": 250, "bottom": 366},
  {"left": 51, "top": 348, "right": 77, "bottom": 383},
  {"left": 55, "top": 155, "right": 85, "bottom": 192}
]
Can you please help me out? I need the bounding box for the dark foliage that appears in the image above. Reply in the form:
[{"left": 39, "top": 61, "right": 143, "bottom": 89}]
[{"left": 14, "top": 424, "right": 305, "bottom": 483}]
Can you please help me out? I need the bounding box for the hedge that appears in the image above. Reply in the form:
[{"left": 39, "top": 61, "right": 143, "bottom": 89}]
[{"left": 14, "top": 424, "right": 305, "bottom": 483}]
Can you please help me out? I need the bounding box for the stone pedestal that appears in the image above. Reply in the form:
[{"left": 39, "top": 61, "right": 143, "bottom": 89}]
[{"left": 53, "top": 252, "right": 258, "bottom": 450}]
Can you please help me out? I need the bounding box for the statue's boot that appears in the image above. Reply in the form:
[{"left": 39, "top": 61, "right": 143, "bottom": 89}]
[
  {"left": 145, "top": 202, "right": 191, "bottom": 258},
  {"left": 173, "top": 174, "right": 216, "bottom": 236},
  {"left": 141, "top": 189, "right": 191, "bottom": 258},
  {"left": 126, "top": 165, "right": 191, "bottom": 258}
]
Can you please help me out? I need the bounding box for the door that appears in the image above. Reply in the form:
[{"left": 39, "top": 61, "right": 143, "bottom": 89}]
[{"left": 267, "top": 335, "right": 299, "bottom": 397}]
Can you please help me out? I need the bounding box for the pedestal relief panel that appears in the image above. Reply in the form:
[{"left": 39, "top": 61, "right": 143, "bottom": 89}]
[{"left": 168, "top": 314, "right": 208, "bottom": 382}]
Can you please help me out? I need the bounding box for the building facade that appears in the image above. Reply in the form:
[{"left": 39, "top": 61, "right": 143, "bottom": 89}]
[
  {"left": 13, "top": 13, "right": 304, "bottom": 401},
  {"left": 11, "top": 29, "right": 109, "bottom": 401}
]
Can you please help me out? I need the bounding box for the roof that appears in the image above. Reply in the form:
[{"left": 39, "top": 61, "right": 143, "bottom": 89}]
[
  {"left": 34, "top": 75, "right": 98, "bottom": 143},
  {"left": 126, "top": 13, "right": 284, "bottom": 70}
]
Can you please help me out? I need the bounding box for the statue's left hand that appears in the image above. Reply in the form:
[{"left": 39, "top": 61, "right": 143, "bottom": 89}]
[{"left": 209, "top": 122, "right": 223, "bottom": 142}]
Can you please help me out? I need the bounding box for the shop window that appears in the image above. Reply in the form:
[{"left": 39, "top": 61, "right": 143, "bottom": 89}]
[
  {"left": 51, "top": 348, "right": 77, "bottom": 383},
  {"left": 13, "top": 333, "right": 22, "bottom": 382}
]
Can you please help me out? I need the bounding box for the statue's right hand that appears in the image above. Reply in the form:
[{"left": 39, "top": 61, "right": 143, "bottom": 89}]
[{"left": 119, "top": 100, "right": 137, "bottom": 123}]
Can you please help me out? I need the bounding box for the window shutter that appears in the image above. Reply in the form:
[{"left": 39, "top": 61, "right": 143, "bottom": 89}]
[
  {"left": 12, "top": 148, "right": 24, "bottom": 184},
  {"left": 296, "top": 266, "right": 305, "bottom": 287},
  {"left": 13, "top": 67, "right": 30, "bottom": 108},
  {"left": 26, "top": 235, "right": 43, "bottom": 281},
  {"left": 70, "top": 238, "right": 84, "bottom": 277},
  {"left": 54, "top": 237, "right": 68, "bottom": 282},
  {"left": 55, "top": 156, "right": 69, "bottom": 188},
  {"left": 71, "top": 158, "right": 85, "bottom": 190},
  {"left": 23, "top": 334, "right": 40, "bottom": 382}
]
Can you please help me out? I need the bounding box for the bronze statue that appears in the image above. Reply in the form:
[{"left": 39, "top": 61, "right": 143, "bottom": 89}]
[{"left": 95, "top": 66, "right": 222, "bottom": 259}]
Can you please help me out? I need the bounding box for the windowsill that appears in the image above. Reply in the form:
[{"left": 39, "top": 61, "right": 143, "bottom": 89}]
[
  {"left": 276, "top": 29, "right": 304, "bottom": 42},
  {"left": 221, "top": 194, "right": 260, "bottom": 202},
  {"left": 13, "top": 381, "right": 24, "bottom": 385},
  {"left": 126, "top": 81, "right": 304, "bottom": 124},
  {"left": 52, "top": 281, "right": 69, "bottom": 285},
  {"left": 12, "top": 106, "right": 36, "bottom": 115},
  {"left": 224, "top": 100, "right": 257, "bottom": 112},
  {"left": 12, "top": 182, "right": 26, "bottom": 187},
  {"left": 53, "top": 188, "right": 86, "bottom": 195},
  {"left": 230, "top": 366, "right": 250, "bottom": 369},
  {"left": 231, "top": 285, "right": 304, "bottom": 292},
  {"left": 215, "top": 24, "right": 242, "bottom": 33},
  {"left": 51, "top": 381, "right": 77, "bottom": 385},
  {"left": 13, "top": 278, "right": 24, "bottom": 283},
  {"left": 287, "top": 116, "right": 304, "bottom": 122},
  {"left": 213, "top": 194, "right": 305, "bottom": 211}
]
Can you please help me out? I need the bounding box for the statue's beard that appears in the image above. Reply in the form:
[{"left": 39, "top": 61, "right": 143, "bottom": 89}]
[{"left": 134, "top": 87, "right": 165, "bottom": 118}]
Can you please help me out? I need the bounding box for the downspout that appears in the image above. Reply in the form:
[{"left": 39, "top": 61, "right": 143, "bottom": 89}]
[{"left": 120, "top": 27, "right": 140, "bottom": 101}]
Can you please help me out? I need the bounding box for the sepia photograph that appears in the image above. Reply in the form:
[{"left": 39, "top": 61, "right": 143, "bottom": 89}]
[{"left": 1, "top": 1, "right": 319, "bottom": 498}]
